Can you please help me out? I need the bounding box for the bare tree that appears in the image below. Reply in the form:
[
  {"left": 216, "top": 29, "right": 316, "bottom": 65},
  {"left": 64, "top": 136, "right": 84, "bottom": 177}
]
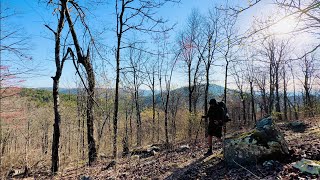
[
  {"left": 254, "top": 68, "right": 269, "bottom": 116},
  {"left": 298, "top": 53, "right": 318, "bottom": 117},
  {"left": 122, "top": 42, "right": 146, "bottom": 146},
  {"left": 168, "top": 90, "right": 181, "bottom": 141},
  {"left": 245, "top": 57, "right": 257, "bottom": 123},
  {"left": 257, "top": 34, "right": 290, "bottom": 119},
  {"left": 158, "top": 52, "right": 179, "bottom": 146},
  {"left": 47, "top": 0, "right": 99, "bottom": 167},
  {"left": 231, "top": 66, "right": 248, "bottom": 125},
  {"left": 194, "top": 8, "right": 222, "bottom": 137},
  {"left": 282, "top": 65, "right": 289, "bottom": 120},
  {"left": 39, "top": 108, "right": 50, "bottom": 154},
  {"left": 145, "top": 60, "right": 157, "bottom": 143},
  {"left": 288, "top": 64, "right": 299, "bottom": 120},
  {"left": 64, "top": 1, "right": 98, "bottom": 165},
  {"left": 45, "top": 0, "right": 70, "bottom": 173},
  {"left": 219, "top": 8, "right": 238, "bottom": 104},
  {"left": 112, "top": 0, "right": 176, "bottom": 158},
  {"left": 76, "top": 86, "right": 86, "bottom": 158},
  {"left": 121, "top": 92, "right": 134, "bottom": 156},
  {"left": 96, "top": 89, "right": 112, "bottom": 154},
  {"left": 180, "top": 9, "right": 201, "bottom": 113},
  {"left": 177, "top": 9, "right": 203, "bottom": 138}
]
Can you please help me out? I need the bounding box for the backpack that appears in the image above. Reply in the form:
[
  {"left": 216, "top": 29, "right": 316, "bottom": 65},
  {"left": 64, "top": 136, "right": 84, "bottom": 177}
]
[{"left": 218, "top": 101, "right": 231, "bottom": 123}]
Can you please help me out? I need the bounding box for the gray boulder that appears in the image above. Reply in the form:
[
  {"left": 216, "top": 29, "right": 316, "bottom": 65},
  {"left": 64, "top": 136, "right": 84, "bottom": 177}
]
[
  {"left": 224, "top": 116, "right": 289, "bottom": 167},
  {"left": 287, "top": 121, "right": 307, "bottom": 132}
]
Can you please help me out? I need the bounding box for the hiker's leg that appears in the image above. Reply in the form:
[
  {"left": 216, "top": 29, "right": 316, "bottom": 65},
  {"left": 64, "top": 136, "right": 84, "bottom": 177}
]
[
  {"left": 204, "top": 135, "right": 213, "bottom": 156},
  {"left": 206, "top": 120, "right": 214, "bottom": 154},
  {"left": 207, "top": 135, "right": 212, "bottom": 150},
  {"left": 218, "top": 126, "right": 223, "bottom": 142}
]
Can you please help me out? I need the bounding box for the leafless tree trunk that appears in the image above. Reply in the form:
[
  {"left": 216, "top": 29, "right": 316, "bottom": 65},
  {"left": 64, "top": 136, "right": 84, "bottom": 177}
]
[
  {"left": 41, "top": 117, "right": 49, "bottom": 154},
  {"left": 130, "top": 47, "right": 144, "bottom": 146},
  {"left": 113, "top": 0, "right": 124, "bottom": 158},
  {"left": 1, "top": 131, "right": 11, "bottom": 164},
  {"left": 255, "top": 70, "right": 269, "bottom": 115},
  {"left": 76, "top": 88, "right": 86, "bottom": 158},
  {"left": 169, "top": 91, "right": 181, "bottom": 141},
  {"left": 282, "top": 67, "right": 289, "bottom": 121},
  {"left": 122, "top": 95, "right": 133, "bottom": 156},
  {"left": 158, "top": 35, "right": 179, "bottom": 145},
  {"left": 113, "top": 0, "right": 175, "bottom": 158},
  {"left": 133, "top": 71, "right": 142, "bottom": 146},
  {"left": 275, "top": 63, "right": 282, "bottom": 120},
  {"left": 232, "top": 67, "right": 247, "bottom": 124},
  {"left": 76, "top": 89, "right": 81, "bottom": 156},
  {"left": 159, "top": 62, "right": 177, "bottom": 146},
  {"left": 220, "top": 9, "right": 238, "bottom": 104},
  {"left": 64, "top": 0, "right": 97, "bottom": 164},
  {"left": 122, "top": 43, "right": 146, "bottom": 147},
  {"left": 157, "top": 110, "right": 160, "bottom": 142},
  {"left": 146, "top": 65, "right": 157, "bottom": 143},
  {"left": 178, "top": 9, "right": 203, "bottom": 138},
  {"left": 290, "top": 65, "right": 299, "bottom": 120},
  {"left": 300, "top": 54, "right": 317, "bottom": 117},
  {"left": 268, "top": 71, "right": 276, "bottom": 116},
  {"left": 260, "top": 37, "right": 289, "bottom": 117},
  {"left": 97, "top": 90, "right": 111, "bottom": 153},
  {"left": 250, "top": 81, "right": 256, "bottom": 123},
  {"left": 45, "top": 1, "right": 69, "bottom": 173}
]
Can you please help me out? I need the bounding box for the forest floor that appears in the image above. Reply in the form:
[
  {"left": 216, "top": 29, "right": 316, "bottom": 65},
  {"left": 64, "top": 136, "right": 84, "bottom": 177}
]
[{"left": 13, "top": 117, "right": 320, "bottom": 179}]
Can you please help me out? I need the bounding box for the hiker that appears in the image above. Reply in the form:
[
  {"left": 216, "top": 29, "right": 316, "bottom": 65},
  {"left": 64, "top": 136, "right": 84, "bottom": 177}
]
[{"left": 203, "top": 98, "right": 225, "bottom": 156}]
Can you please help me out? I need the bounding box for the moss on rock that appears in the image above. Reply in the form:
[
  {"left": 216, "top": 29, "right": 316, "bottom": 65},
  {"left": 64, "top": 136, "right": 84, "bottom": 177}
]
[{"left": 224, "top": 116, "right": 289, "bottom": 167}]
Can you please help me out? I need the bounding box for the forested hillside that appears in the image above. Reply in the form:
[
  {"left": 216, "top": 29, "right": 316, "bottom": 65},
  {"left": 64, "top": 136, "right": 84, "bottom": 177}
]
[{"left": 1, "top": 0, "right": 320, "bottom": 179}]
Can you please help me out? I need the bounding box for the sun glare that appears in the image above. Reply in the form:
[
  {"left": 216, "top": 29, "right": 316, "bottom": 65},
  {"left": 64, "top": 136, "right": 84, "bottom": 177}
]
[{"left": 269, "top": 16, "right": 298, "bottom": 37}]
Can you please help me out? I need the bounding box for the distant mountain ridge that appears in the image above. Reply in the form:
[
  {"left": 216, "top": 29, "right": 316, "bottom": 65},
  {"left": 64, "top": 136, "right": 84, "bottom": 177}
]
[
  {"left": 35, "top": 87, "right": 158, "bottom": 96},
  {"left": 170, "top": 84, "right": 225, "bottom": 96},
  {"left": 29, "top": 84, "right": 230, "bottom": 108},
  {"left": 37, "top": 87, "right": 78, "bottom": 94},
  {"left": 35, "top": 84, "right": 225, "bottom": 97}
]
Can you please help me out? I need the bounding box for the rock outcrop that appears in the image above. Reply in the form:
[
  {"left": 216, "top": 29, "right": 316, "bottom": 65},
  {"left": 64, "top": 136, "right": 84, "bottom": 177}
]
[
  {"left": 224, "top": 116, "right": 289, "bottom": 166},
  {"left": 287, "top": 121, "right": 307, "bottom": 132}
]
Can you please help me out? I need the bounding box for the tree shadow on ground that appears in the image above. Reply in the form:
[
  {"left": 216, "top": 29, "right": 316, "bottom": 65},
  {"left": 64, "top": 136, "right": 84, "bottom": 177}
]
[
  {"left": 165, "top": 149, "right": 289, "bottom": 180},
  {"left": 165, "top": 150, "right": 227, "bottom": 180}
]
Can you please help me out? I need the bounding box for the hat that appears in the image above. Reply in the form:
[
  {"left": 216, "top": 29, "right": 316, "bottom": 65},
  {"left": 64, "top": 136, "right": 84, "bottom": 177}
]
[{"left": 209, "top": 99, "right": 216, "bottom": 105}]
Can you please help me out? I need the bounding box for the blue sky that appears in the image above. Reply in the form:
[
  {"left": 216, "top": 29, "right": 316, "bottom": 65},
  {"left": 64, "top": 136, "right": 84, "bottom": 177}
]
[{"left": 1, "top": 0, "right": 277, "bottom": 89}]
